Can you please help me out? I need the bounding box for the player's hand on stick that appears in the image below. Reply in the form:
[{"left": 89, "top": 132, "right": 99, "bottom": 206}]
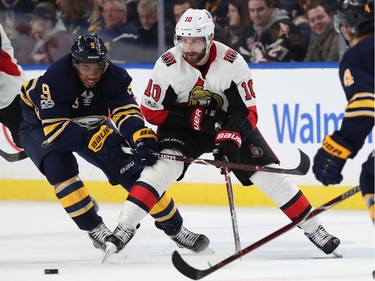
[
  {"left": 132, "top": 127, "right": 158, "bottom": 166},
  {"left": 186, "top": 105, "right": 228, "bottom": 133},
  {"left": 213, "top": 130, "right": 242, "bottom": 162},
  {"left": 313, "top": 133, "right": 353, "bottom": 185}
]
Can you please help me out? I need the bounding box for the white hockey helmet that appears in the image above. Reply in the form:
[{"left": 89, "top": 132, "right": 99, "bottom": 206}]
[{"left": 174, "top": 9, "right": 215, "bottom": 53}]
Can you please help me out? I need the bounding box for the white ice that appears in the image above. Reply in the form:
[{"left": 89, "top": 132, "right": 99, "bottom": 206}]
[{"left": 0, "top": 201, "right": 373, "bottom": 281}]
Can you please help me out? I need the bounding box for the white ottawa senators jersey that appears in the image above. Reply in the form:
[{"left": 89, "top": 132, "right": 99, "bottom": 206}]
[
  {"left": 141, "top": 41, "right": 258, "bottom": 128},
  {"left": 0, "top": 24, "right": 27, "bottom": 109}
]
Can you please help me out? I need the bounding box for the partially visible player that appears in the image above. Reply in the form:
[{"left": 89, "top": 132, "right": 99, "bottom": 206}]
[
  {"left": 104, "top": 9, "right": 341, "bottom": 260},
  {"left": 19, "top": 34, "right": 209, "bottom": 252},
  {"left": 0, "top": 24, "right": 27, "bottom": 148},
  {"left": 313, "top": 0, "right": 374, "bottom": 223}
]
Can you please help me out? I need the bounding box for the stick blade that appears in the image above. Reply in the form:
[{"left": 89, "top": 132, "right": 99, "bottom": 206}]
[
  {"left": 0, "top": 150, "right": 28, "bottom": 162},
  {"left": 172, "top": 251, "right": 212, "bottom": 280},
  {"left": 295, "top": 149, "right": 310, "bottom": 175}
]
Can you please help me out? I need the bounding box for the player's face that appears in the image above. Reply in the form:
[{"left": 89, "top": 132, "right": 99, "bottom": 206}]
[
  {"left": 76, "top": 62, "right": 104, "bottom": 88},
  {"left": 181, "top": 36, "right": 207, "bottom": 64}
]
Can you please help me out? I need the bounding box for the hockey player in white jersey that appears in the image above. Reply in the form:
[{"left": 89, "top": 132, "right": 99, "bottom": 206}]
[
  {"left": 104, "top": 8, "right": 342, "bottom": 261},
  {"left": 0, "top": 24, "right": 27, "bottom": 148}
]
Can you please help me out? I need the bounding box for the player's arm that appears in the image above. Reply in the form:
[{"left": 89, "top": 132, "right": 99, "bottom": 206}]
[
  {"left": 313, "top": 63, "right": 374, "bottom": 185},
  {"left": 108, "top": 83, "right": 158, "bottom": 166},
  {"left": 21, "top": 77, "right": 88, "bottom": 151},
  {"left": 214, "top": 59, "right": 257, "bottom": 161},
  {"left": 109, "top": 84, "right": 145, "bottom": 141}
]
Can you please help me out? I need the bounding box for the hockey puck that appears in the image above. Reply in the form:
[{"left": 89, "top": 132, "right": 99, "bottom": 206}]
[{"left": 44, "top": 269, "right": 58, "bottom": 274}]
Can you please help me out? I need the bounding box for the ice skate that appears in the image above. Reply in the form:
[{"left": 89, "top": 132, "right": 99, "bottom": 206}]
[
  {"left": 169, "top": 225, "right": 210, "bottom": 252},
  {"left": 305, "top": 225, "right": 342, "bottom": 258},
  {"left": 102, "top": 224, "right": 136, "bottom": 263},
  {"left": 88, "top": 222, "right": 111, "bottom": 251}
]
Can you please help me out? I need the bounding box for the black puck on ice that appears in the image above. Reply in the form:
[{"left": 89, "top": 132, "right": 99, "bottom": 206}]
[{"left": 44, "top": 269, "right": 58, "bottom": 274}]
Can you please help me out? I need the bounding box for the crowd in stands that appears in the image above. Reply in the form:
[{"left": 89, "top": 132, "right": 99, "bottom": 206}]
[{"left": 0, "top": 0, "right": 343, "bottom": 65}]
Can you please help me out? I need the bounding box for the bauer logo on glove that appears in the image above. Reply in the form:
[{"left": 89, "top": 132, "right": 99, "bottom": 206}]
[
  {"left": 88, "top": 125, "right": 114, "bottom": 152},
  {"left": 322, "top": 135, "right": 351, "bottom": 159}
]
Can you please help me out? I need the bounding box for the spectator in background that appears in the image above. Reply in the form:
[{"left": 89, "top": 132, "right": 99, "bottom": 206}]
[
  {"left": 278, "top": 0, "right": 311, "bottom": 51},
  {"left": 220, "top": 0, "right": 250, "bottom": 52},
  {"left": 87, "top": 0, "right": 105, "bottom": 34},
  {"left": 135, "top": 0, "right": 174, "bottom": 62},
  {"left": 0, "top": 1, "right": 34, "bottom": 54},
  {"left": 16, "top": 2, "right": 72, "bottom": 65},
  {"left": 99, "top": 0, "right": 139, "bottom": 63},
  {"left": 242, "top": 0, "right": 306, "bottom": 63},
  {"left": 173, "top": 0, "right": 197, "bottom": 23},
  {"left": 303, "top": 0, "right": 338, "bottom": 62},
  {"left": 126, "top": 0, "right": 140, "bottom": 24},
  {"left": 198, "top": 0, "right": 230, "bottom": 39},
  {"left": 56, "top": 0, "right": 92, "bottom": 36}
]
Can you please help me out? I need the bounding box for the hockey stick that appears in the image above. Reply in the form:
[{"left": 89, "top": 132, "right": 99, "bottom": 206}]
[
  {"left": 121, "top": 147, "right": 310, "bottom": 175},
  {"left": 222, "top": 166, "right": 241, "bottom": 253},
  {"left": 172, "top": 185, "right": 361, "bottom": 280},
  {"left": 0, "top": 149, "right": 28, "bottom": 162}
]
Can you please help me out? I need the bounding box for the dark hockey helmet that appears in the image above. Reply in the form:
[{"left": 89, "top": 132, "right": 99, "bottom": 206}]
[
  {"left": 71, "top": 34, "right": 109, "bottom": 72},
  {"left": 335, "top": 0, "right": 374, "bottom": 36}
]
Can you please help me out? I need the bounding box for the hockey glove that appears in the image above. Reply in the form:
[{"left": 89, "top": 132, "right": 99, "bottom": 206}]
[
  {"left": 313, "top": 133, "right": 353, "bottom": 186},
  {"left": 132, "top": 127, "right": 158, "bottom": 166},
  {"left": 186, "top": 105, "right": 228, "bottom": 133},
  {"left": 87, "top": 125, "right": 114, "bottom": 153},
  {"left": 213, "top": 130, "right": 242, "bottom": 162}
]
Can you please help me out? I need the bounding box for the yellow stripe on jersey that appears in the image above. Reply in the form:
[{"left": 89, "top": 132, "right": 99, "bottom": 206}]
[
  {"left": 54, "top": 176, "right": 81, "bottom": 194},
  {"left": 21, "top": 77, "right": 42, "bottom": 118},
  {"left": 111, "top": 104, "right": 143, "bottom": 123},
  {"left": 69, "top": 201, "right": 94, "bottom": 218},
  {"left": 42, "top": 120, "right": 70, "bottom": 144},
  {"left": 43, "top": 120, "right": 66, "bottom": 135},
  {"left": 150, "top": 192, "right": 178, "bottom": 222},
  {"left": 58, "top": 186, "right": 91, "bottom": 208},
  {"left": 345, "top": 110, "right": 375, "bottom": 118},
  {"left": 345, "top": 92, "right": 374, "bottom": 119},
  {"left": 150, "top": 192, "right": 172, "bottom": 214}
]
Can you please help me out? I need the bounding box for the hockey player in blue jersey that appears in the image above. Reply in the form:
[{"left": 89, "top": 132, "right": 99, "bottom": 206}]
[
  {"left": 313, "top": 0, "right": 374, "bottom": 222},
  {"left": 19, "top": 34, "right": 209, "bottom": 252}
]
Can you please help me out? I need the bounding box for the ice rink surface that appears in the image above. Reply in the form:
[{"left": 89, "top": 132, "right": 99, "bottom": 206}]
[{"left": 0, "top": 200, "right": 373, "bottom": 281}]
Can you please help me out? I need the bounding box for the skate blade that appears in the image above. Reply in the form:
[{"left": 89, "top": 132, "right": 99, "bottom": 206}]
[
  {"left": 102, "top": 242, "right": 117, "bottom": 263},
  {"left": 332, "top": 249, "right": 343, "bottom": 258}
]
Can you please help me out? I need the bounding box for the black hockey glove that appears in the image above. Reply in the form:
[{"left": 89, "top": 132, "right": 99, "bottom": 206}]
[
  {"left": 313, "top": 133, "right": 353, "bottom": 186},
  {"left": 87, "top": 125, "right": 114, "bottom": 153},
  {"left": 213, "top": 129, "right": 242, "bottom": 162},
  {"left": 132, "top": 127, "right": 158, "bottom": 166},
  {"left": 186, "top": 105, "right": 228, "bottom": 133}
]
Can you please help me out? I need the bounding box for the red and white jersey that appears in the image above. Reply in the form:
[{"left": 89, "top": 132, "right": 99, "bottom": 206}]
[
  {"left": 141, "top": 41, "right": 258, "bottom": 128},
  {"left": 0, "top": 24, "right": 27, "bottom": 109}
]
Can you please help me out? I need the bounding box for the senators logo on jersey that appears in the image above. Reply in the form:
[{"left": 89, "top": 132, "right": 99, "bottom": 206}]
[
  {"left": 188, "top": 78, "right": 224, "bottom": 108},
  {"left": 224, "top": 48, "right": 238, "bottom": 63},
  {"left": 161, "top": 52, "right": 176, "bottom": 67}
]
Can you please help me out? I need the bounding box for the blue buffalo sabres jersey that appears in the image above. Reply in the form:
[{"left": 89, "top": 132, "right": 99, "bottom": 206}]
[
  {"left": 20, "top": 54, "right": 144, "bottom": 151},
  {"left": 337, "top": 35, "right": 374, "bottom": 156}
]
